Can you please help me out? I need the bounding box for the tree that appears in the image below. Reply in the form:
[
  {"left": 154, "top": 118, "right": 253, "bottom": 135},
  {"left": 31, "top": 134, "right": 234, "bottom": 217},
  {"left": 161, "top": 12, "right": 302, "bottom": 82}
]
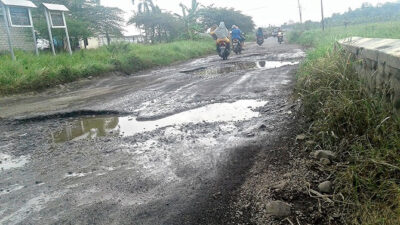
[
  {"left": 46, "top": 0, "right": 124, "bottom": 35},
  {"left": 129, "top": 0, "right": 184, "bottom": 43},
  {"left": 33, "top": 0, "right": 124, "bottom": 47},
  {"left": 130, "top": 0, "right": 161, "bottom": 43},
  {"left": 33, "top": 13, "right": 94, "bottom": 50},
  {"left": 198, "top": 7, "right": 255, "bottom": 33},
  {"left": 284, "top": 2, "right": 400, "bottom": 30},
  {"left": 132, "top": 0, "right": 160, "bottom": 14},
  {"left": 361, "top": 2, "right": 372, "bottom": 8},
  {"left": 176, "top": 0, "right": 202, "bottom": 39},
  {"left": 130, "top": 12, "right": 184, "bottom": 42}
]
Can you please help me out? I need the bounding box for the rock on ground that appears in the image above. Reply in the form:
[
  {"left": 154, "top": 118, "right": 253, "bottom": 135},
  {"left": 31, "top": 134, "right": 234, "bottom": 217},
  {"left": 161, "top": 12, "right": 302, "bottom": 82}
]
[
  {"left": 320, "top": 158, "right": 331, "bottom": 165},
  {"left": 312, "top": 150, "right": 336, "bottom": 161},
  {"left": 318, "top": 181, "right": 333, "bottom": 194},
  {"left": 296, "top": 134, "right": 307, "bottom": 141},
  {"left": 265, "top": 201, "right": 292, "bottom": 218}
]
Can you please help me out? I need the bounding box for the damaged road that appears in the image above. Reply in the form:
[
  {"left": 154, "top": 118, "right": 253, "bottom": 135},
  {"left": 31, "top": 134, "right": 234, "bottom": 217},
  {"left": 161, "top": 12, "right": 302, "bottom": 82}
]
[{"left": 0, "top": 38, "right": 307, "bottom": 225}]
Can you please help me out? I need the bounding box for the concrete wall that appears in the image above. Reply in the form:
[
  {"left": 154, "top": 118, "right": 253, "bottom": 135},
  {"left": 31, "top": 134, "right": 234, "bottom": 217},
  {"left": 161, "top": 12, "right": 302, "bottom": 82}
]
[
  {"left": 339, "top": 37, "right": 400, "bottom": 110},
  {"left": 0, "top": 14, "right": 35, "bottom": 52}
]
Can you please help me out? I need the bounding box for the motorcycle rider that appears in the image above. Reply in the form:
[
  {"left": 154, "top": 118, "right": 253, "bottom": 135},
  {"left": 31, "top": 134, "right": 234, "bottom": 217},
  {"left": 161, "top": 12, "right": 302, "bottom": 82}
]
[
  {"left": 277, "top": 29, "right": 283, "bottom": 38},
  {"left": 231, "top": 25, "right": 245, "bottom": 49},
  {"left": 256, "top": 27, "right": 264, "bottom": 39},
  {"left": 277, "top": 29, "right": 284, "bottom": 43},
  {"left": 210, "top": 22, "right": 230, "bottom": 52}
]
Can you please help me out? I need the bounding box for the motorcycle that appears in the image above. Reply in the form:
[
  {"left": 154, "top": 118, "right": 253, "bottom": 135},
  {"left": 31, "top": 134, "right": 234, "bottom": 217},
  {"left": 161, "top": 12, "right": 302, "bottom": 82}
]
[
  {"left": 278, "top": 35, "right": 283, "bottom": 44},
  {"left": 232, "top": 38, "right": 242, "bottom": 54},
  {"left": 256, "top": 36, "right": 264, "bottom": 46},
  {"left": 217, "top": 40, "right": 230, "bottom": 60}
]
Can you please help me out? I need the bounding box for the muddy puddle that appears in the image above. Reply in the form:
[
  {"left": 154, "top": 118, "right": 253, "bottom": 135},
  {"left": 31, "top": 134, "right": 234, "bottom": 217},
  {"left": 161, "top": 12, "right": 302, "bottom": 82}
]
[
  {"left": 52, "top": 100, "right": 267, "bottom": 143},
  {"left": 181, "top": 61, "right": 298, "bottom": 76}
]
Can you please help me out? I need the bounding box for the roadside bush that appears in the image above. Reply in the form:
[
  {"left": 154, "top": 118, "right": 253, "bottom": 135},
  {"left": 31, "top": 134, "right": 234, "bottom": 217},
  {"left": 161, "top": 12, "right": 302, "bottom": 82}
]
[
  {"left": 286, "top": 30, "right": 304, "bottom": 45},
  {"left": 0, "top": 40, "right": 214, "bottom": 95},
  {"left": 119, "top": 54, "right": 148, "bottom": 74},
  {"left": 106, "top": 42, "right": 131, "bottom": 56}
]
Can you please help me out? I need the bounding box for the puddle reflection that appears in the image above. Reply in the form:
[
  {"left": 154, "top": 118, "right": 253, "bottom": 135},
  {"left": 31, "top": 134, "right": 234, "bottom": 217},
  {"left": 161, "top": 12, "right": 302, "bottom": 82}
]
[
  {"left": 182, "top": 61, "right": 299, "bottom": 76},
  {"left": 53, "top": 117, "right": 119, "bottom": 143},
  {"left": 53, "top": 100, "right": 268, "bottom": 143},
  {"left": 255, "top": 61, "right": 299, "bottom": 69}
]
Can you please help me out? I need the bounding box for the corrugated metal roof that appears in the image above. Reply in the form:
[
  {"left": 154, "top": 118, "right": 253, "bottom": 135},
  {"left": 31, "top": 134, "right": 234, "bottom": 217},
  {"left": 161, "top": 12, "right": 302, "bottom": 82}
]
[
  {"left": 42, "top": 3, "right": 69, "bottom": 11},
  {"left": 0, "top": 0, "right": 36, "bottom": 8}
]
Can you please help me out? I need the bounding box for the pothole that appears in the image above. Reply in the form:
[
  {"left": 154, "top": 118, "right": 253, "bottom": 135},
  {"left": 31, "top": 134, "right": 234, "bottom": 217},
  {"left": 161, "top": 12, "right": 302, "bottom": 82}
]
[
  {"left": 52, "top": 99, "right": 268, "bottom": 143},
  {"left": 181, "top": 61, "right": 299, "bottom": 76},
  {"left": 275, "top": 49, "right": 306, "bottom": 60}
]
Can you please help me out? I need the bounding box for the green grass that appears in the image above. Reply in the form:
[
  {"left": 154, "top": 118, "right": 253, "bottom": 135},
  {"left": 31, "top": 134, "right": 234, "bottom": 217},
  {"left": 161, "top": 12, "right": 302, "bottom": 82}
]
[
  {"left": 292, "top": 22, "right": 400, "bottom": 224},
  {"left": 0, "top": 40, "right": 214, "bottom": 95},
  {"left": 288, "top": 21, "right": 400, "bottom": 50}
]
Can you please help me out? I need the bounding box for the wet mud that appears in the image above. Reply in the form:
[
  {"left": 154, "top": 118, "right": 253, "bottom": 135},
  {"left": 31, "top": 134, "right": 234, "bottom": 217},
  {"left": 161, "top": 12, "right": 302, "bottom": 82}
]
[
  {"left": 53, "top": 100, "right": 267, "bottom": 143},
  {"left": 0, "top": 38, "right": 307, "bottom": 224},
  {"left": 181, "top": 60, "right": 299, "bottom": 76}
]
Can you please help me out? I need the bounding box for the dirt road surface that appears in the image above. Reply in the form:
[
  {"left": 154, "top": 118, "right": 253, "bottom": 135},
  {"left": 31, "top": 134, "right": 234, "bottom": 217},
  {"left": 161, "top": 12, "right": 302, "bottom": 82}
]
[{"left": 0, "top": 38, "right": 306, "bottom": 225}]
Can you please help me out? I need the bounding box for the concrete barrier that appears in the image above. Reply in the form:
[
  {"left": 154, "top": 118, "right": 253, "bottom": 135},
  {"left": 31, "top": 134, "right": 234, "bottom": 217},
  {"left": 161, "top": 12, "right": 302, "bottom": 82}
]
[{"left": 338, "top": 37, "right": 400, "bottom": 110}]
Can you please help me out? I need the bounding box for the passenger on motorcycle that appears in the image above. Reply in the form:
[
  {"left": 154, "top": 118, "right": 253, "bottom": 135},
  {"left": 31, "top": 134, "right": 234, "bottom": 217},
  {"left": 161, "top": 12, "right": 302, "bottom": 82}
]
[
  {"left": 210, "top": 22, "right": 230, "bottom": 51},
  {"left": 231, "top": 25, "right": 245, "bottom": 48},
  {"left": 209, "top": 24, "right": 218, "bottom": 40}
]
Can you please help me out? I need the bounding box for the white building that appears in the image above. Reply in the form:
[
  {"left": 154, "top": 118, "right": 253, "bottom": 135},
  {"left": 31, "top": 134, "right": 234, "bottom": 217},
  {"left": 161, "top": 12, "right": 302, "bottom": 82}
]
[{"left": 79, "top": 35, "right": 145, "bottom": 49}]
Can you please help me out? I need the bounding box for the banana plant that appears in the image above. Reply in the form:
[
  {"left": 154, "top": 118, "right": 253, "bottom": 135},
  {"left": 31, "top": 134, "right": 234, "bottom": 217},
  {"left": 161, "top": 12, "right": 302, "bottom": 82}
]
[{"left": 176, "top": 0, "right": 202, "bottom": 39}]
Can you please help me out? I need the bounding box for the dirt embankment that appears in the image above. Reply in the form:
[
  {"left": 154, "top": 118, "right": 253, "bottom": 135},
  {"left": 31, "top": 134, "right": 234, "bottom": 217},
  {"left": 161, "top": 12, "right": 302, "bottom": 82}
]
[{"left": 228, "top": 108, "right": 346, "bottom": 225}]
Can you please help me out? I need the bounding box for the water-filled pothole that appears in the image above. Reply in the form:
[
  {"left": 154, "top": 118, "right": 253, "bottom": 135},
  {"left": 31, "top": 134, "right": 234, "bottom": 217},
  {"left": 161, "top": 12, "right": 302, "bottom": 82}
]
[
  {"left": 181, "top": 61, "right": 298, "bottom": 76},
  {"left": 52, "top": 99, "right": 268, "bottom": 143}
]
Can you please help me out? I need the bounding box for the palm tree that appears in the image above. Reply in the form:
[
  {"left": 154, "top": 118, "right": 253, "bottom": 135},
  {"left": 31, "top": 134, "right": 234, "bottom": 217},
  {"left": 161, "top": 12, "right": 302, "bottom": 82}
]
[
  {"left": 132, "top": 0, "right": 160, "bottom": 14},
  {"left": 130, "top": 0, "right": 161, "bottom": 43}
]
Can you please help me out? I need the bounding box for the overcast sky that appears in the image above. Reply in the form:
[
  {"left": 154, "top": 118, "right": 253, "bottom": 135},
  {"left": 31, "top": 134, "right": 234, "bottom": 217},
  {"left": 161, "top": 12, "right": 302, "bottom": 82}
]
[{"left": 102, "top": 0, "right": 399, "bottom": 35}]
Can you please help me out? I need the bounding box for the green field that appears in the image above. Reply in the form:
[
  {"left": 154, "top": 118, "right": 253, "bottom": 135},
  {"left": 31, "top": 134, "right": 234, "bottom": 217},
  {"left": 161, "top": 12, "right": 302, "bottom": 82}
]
[
  {"left": 288, "top": 21, "right": 400, "bottom": 49},
  {"left": 0, "top": 40, "right": 214, "bottom": 95},
  {"left": 291, "top": 22, "right": 400, "bottom": 224}
]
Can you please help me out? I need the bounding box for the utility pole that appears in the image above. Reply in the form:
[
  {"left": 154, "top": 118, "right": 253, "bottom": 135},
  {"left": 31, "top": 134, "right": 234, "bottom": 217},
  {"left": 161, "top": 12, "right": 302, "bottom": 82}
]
[
  {"left": 297, "top": 0, "right": 303, "bottom": 23},
  {"left": 321, "top": 0, "right": 325, "bottom": 31}
]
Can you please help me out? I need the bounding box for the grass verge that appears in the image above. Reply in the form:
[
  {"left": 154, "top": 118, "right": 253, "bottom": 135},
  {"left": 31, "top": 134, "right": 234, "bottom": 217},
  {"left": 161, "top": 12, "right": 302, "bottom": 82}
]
[
  {"left": 0, "top": 40, "right": 214, "bottom": 95},
  {"left": 288, "top": 21, "right": 400, "bottom": 56},
  {"left": 292, "top": 22, "right": 400, "bottom": 224}
]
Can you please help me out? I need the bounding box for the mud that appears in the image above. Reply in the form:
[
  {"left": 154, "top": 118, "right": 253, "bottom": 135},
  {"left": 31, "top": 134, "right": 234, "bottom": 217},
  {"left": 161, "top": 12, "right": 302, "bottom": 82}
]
[
  {"left": 181, "top": 60, "right": 299, "bottom": 76},
  {"left": 0, "top": 38, "right": 310, "bottom": 224},
  {"left": 53, "top": 100, "right": 268, "bottom": 143},
  {"left": 0, "top": 153, "right": 29, "bottom": 171}
]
